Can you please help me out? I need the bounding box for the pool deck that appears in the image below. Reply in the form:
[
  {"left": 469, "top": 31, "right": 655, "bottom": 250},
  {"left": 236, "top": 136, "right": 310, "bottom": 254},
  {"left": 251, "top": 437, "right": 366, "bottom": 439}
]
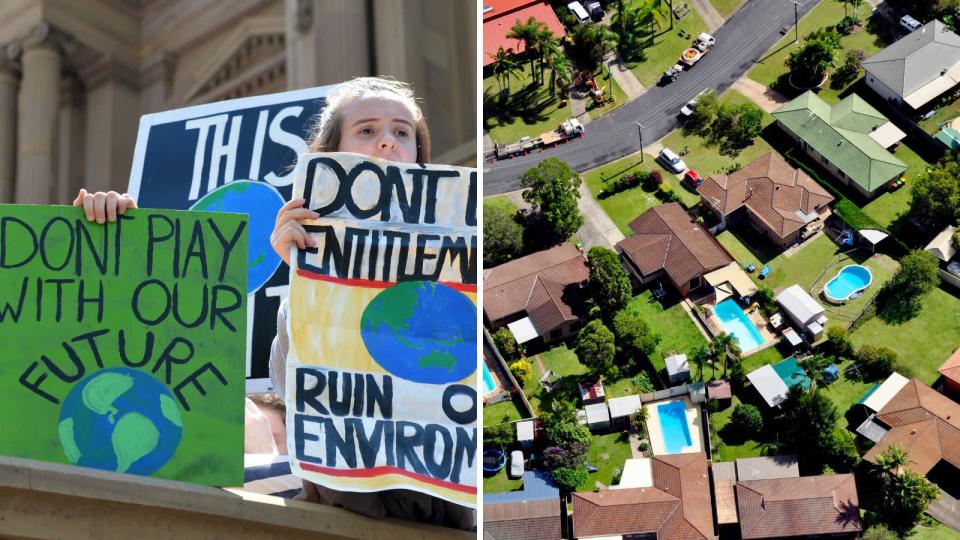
[
  {"left": 482, "top": 357, "right": 504, "bottom": 401},
  {"left": 700, "top": 301, "right": 778, "bottom": 357},
  {"left": 645, "top": 397, "right": 704, "bottom": 456}
]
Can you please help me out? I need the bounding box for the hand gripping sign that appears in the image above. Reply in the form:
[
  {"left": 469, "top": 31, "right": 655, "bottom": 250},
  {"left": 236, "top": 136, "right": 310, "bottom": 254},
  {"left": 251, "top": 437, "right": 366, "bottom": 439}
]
[{"left": 285, "top": 153, "right": 477, "bottom": 507}]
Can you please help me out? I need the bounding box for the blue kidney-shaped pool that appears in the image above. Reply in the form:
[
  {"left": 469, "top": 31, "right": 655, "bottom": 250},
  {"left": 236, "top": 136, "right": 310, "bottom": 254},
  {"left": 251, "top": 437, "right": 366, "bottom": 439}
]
[{"left": 823, "top": 265, "right": 873, "bottom": 303}]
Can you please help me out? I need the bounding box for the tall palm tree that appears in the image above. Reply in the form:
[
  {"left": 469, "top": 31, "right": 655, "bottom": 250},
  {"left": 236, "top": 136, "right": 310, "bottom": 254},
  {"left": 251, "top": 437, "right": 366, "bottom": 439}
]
[
  {"left": 709, "top": 333, "right": 741, "bottom": 378},
  {"left": 875, "top": 444, "right": 910, "bottom": 480},
  {"left": 540, "top": 39, "right": 563, "bottom": 87},
  {"left": 507, "top": 17, "right": 552, "bottom": 85},
  {"left": 490, "top": 47, "right": 521, "bottom": 94},
  {"left": 548, "top": 51, "right": 573, "bottom": 97}
]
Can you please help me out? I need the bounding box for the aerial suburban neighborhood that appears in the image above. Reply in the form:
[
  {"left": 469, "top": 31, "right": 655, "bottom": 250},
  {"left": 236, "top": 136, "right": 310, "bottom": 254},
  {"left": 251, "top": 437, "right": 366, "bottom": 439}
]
[{"left": 481, "top": 0, "right": 960, "bottom": 539}]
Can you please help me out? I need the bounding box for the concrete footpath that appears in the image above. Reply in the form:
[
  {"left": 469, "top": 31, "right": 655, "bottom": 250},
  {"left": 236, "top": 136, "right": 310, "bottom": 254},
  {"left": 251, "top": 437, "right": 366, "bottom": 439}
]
[{"left": 732, "top": 76, "right": 790, "bottom": 113}]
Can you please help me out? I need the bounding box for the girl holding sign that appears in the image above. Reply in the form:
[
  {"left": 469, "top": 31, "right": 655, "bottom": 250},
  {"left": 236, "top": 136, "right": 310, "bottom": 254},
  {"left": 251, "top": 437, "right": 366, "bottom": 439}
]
[{"left": 74, "top": 77, "right": 474, "bottom": 531}]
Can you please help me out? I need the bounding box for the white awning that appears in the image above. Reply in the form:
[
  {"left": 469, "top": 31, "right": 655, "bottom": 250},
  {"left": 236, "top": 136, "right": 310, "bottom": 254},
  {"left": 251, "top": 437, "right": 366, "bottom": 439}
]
[
  {"left": 904, "top": 67, "right": 960, "bottom": 108},
  {"left": 782, "top": 327, "right": 803, "bottom": 347},
  {"left": 614, "top": 458, "right": 653, "bottom": 489},
  {"left": 807, "top": 321, "right": 823, "bottom": 335},
  {"left": 863, "top": 372, "right": 909, "bottom": 413},
  {"left": 705, "top": 262, "right": 758, "bottom": 297},
  {"left": 516, "top": 420, "right": 535, "bottom": 442},
  {"left": 868, "top": 121, "right": 907, "bottom": 148},
  {"left": 507, "top": 317, "right": 539, "bottom": 344},
  {"left": 859, "top": 228, "right": 890, "bottom": 246},
  {"left": 747, "top": 364, "right": 789, "bottom": 407},
  {"left": 925, "top": 225, "right": 958, "bottom": 262}
]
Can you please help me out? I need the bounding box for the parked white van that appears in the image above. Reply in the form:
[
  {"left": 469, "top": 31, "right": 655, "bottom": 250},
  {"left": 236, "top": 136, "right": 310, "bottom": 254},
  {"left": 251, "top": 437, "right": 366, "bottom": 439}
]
[
  {"left": 659, "top": 147, "right": 687, "bottom": 173},
  {"left": 568, "top": 1, "right": 590, "bottom": 24},
  {"left": 900, "top": 15, "right": 922, "bottom": 32}
]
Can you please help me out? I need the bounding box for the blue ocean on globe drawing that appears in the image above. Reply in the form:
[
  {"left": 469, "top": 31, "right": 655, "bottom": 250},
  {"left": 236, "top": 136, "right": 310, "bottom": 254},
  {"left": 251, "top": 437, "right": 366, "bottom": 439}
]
[
  {"left": 57, "top": 367, "right": 183, "bottom": 476},
  {"left": 190, "top": 180, "right": 285, "bottom": 294},
  {"left": 360, "top": 281, "right": 477, "bottom": 385}
]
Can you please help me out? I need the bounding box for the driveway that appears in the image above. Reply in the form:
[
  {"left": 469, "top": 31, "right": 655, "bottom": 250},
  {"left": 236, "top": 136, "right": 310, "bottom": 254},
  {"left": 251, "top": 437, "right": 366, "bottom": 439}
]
[{"left": 484, "top": 0, "right": 821, "bottom": 195}]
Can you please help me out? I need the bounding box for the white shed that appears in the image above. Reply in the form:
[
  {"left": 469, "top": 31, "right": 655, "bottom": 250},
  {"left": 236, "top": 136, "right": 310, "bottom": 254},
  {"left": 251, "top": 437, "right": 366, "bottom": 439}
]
[
  {"left": 584, "top": 402, "right": 610, "bottom": 432},
  {"left": 666, "top": 354, "right": 690, "bottom": 384},
  {"left": 776, "top": 284, "right": 825, "bottom": 329},
  {"left": 516, "top": 420, "right": 535, "bottom": 447},
  {"left": 607, "top": 395, "right": 643, "bottom": 424},
  {"left": 862, "top": 372, "right": 909, "bottom": 413},
  {"left": 747, "top": 364, "right": 789, "bottom": 407}
]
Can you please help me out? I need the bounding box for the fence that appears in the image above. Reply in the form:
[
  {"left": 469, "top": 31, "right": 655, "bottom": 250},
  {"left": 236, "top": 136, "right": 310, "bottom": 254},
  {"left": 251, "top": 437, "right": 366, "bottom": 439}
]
[
  {"left": 483, "top": 327, "right": 536, "bottom": 420},
  {"left": 639, "top": 384, "right": 691, "bottom": 403}
]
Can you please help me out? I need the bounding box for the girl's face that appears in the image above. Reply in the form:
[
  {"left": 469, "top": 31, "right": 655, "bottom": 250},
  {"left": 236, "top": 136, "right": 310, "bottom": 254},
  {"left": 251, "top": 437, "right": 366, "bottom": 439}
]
[{"left": 337, "top": 97, "right": 418, "bottom": 163}]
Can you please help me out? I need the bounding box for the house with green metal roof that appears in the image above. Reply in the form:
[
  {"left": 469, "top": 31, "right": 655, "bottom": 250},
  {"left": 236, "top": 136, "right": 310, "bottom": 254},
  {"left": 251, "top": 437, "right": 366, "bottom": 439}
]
[{"left": 772, "top": 91, "right": 908, "bottom": 198}]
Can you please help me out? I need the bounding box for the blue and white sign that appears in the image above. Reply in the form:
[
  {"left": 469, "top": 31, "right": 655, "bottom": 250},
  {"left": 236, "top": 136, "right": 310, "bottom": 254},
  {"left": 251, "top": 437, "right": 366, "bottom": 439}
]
[{"left": 128, "top": 86, "right": 333, "bottom": 393}]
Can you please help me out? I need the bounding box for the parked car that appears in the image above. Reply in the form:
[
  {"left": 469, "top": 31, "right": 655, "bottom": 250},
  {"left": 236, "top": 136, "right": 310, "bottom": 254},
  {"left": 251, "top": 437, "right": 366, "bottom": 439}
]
[
  {"left": 509, "top": 450, "right": 524, "bottom": 479},
  {"left": 659, "top": 147, "right": 687, "bottom": 173},
  {"left": 568, "top": 1, "right": 590, "bottom": 24},
  {"left": 585, "top": 1, "right": 603, "bottom": 20},
  {"left": 684, "top": 170, "right": 703, "bottom": 189},
  {"left": 680, "top": 88, "right": 712, "bottom": 117},
  {"left": 900, "top": 15, "right": 922, "bottom": 32},
  {"left": 662, "top": 64, "right": 683, "bottom": 84}
]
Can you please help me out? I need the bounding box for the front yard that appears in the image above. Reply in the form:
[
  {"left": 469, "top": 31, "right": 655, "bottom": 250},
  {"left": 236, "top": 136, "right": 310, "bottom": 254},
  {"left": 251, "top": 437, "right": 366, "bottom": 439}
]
[{"left": 623, "top": 1, "right": 710, "bottom": 87}]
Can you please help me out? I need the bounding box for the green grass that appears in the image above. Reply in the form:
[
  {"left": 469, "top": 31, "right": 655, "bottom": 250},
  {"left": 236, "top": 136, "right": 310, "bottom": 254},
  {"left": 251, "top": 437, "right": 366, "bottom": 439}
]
[
  {"left": 624, "top": 2, "right": 710, "bottom": 87},
  {"left": 918, "top": 96, "right": 960, "bottom": 134},
  {"left": 907, "top": 524, "right": 960, "bottom": 540},
  {"left": 524, "top": 343, "right": 591, "bottom": 414},
  {"left": 577, "top": 432, "right": 633, "bottom": 490},
  {"left": 484, "top": 64, "right": 574, "bottom": 143},
  {"left": 851, "top": 286, "right": 960, "bottom": 385},
  {"left": 860, "top": 143, "right": 928, "bottom": 229},
  {"left": 483, "top": 466, "right": 524, "bottom": 494},
  {"left": 709, "top": 395, "right": 772, "bottom": 461},
  {"left": 484, "top": 194, "right": 518, "bottom": 214},
  {"left": 819, "top": 359, "right": 874, "bottom": 429},
  {"left": 622, "top": 290, "right": 708, "bottom": 378},
  {"left": 660, "top": 90, "right": 777, "bottom": 178},
  {"left": 484, "top": 398, "right": 524, "bottom": 427},
  {"left": 709, "top": 0, "right": 743, "bottom": 18},
  {"left": 582, "top": 154, "right": 662, "bottom": 235},
  {"left": 747, "top": 1, "right": 888, "bottom": 94}
]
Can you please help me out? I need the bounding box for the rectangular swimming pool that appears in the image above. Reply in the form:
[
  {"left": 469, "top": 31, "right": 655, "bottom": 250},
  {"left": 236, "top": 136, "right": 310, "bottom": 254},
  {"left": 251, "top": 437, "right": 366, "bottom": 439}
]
[
  {"left": 712, "top": 298, "right": 765, "bottom": 351},
  {"left": 482, "top": 362, "right": 496, "bottom": 395},
  {"left": 657, "top": 400, "right": 694, "bottom": 454}
]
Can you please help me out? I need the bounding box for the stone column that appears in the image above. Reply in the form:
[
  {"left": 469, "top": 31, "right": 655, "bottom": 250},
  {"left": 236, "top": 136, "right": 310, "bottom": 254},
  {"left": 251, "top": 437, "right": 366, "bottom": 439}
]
[
  {"left": 285, "top": 0, "right": 370, "bottom": 89},
  {"left": 15, "top": 23, "right": 61, "bottom": 204},
  {"left": 57, "top": 74, "right": 85, "bottom": 203},
  {"left": 0, "top": 51, "right": 19, "bottom": 203},
  {"left": 81, "top": 59, "right": 139, "bottom": 193}
]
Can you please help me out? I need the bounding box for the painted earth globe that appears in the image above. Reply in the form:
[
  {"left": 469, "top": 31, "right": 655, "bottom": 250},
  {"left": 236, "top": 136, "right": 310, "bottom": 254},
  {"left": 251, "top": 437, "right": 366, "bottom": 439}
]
[
  {"left": 360, "top": 281, "right": 477, "bottom": 385},
  {"left": 58, "top": 367, "right": 183, "bottom": 475},
  {"left": 190, "top": 180, "right": 285, "bottom": 294}
]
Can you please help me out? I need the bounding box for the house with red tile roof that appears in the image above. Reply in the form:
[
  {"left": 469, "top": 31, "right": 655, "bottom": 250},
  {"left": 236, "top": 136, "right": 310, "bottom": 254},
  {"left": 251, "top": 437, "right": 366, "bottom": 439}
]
[
  {"left": 699, "top": 152, "right": 834, "bottom": 250},
  {"left": 863, "top": 378, "right": 960, "bottom": 478},
  {"left": 572, "top": 453, "right": 713, "bottom": 539},
  {"left": 615, "top": 203, "right": 732, "bottom": 297},
  {"left": 483, "top": 242, "right": 589, "bottom": 344},
  {"left": 482, "top": 0, "right": 567, "bottom": 67},
  {"left": 735, "top": 474, "right": 862, "bottom": 539},
  {"left": 940, "top": 347, "right": 960, "bottom": 399},
  {"left": 484, "top": 498, "right": 563, "bottom": 540}
]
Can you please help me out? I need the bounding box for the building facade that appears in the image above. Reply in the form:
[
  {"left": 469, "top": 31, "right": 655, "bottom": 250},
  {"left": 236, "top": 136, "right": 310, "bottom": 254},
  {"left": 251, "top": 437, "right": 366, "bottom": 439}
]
[{"left": 0, "top": 0, "right": 477, "bottom": 204}]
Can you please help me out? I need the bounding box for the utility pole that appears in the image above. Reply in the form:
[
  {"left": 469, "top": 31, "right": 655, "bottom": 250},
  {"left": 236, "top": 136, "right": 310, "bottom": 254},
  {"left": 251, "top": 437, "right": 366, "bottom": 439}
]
[
  {"left": 793, "top": 1, "right": 800, "bottom": 44},
  {"left": 635, "top": 121, "right": 645, "bottom": 162}
]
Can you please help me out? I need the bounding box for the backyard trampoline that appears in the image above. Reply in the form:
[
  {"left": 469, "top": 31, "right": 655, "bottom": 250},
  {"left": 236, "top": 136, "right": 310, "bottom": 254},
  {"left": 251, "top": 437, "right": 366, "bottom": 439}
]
[{"left": 483, "top": 449, "right": 506, "bottom": 474}]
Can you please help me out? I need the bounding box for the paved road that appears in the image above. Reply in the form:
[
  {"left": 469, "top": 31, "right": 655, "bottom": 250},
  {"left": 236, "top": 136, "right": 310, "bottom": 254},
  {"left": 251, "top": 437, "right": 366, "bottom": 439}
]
[{"left": 484, "top": 0, "right": 820, "bottom": 194}]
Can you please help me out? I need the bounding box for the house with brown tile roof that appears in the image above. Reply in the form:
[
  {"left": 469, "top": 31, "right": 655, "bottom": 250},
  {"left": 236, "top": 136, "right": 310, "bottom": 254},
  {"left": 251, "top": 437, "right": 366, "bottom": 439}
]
[
  {"left": 735, "top": 474, "right": 862, "bottom": 539},
  {"left": 572, "top": 452, "right": 713, "bottom": 539},
  {"left": 940, "top": 347, "right": 960, "bottom": 400},
  {"left": 700, "top": 152, "right": 834, "bottom": 250},
  {"left": 484, "top": 499, "right": 563, "bottom": 540},
  {"left": 483, "top": 242, "right": 590, "bottom": 344},
  {"left": 615, "top": 203, "right": 732, "bottom": 297},
  {"left": 863, "top": 378, "right": 960, "bottom": 477}
]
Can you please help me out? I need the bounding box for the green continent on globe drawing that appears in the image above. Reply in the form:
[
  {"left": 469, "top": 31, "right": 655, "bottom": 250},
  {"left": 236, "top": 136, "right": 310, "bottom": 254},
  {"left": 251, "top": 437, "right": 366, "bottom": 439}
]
[{"left": 419, "top": 350, "right": 457, "bottom": 371}]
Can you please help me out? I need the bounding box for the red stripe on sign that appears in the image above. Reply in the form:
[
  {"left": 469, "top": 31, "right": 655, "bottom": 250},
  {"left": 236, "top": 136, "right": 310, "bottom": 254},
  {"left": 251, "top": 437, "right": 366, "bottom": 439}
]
[
  {"left": 295, "top": 268, "right": 477, "bottom": 293},
  {"left": 297, "top": 462, "right": 477, "bottom": 495}
]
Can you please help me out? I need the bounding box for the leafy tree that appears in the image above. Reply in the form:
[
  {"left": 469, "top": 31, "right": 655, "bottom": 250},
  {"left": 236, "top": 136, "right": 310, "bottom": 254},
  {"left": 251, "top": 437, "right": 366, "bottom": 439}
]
[
  {"left": 544, "top": 443, "right": 589, "bottom": 469},
  {"left": 708, "top": 332, "right": 741, "bottom": 377},
  {"left": 729, "top": 359, "right": 747, "bottom": 391},
  {"left": 520, "top": 158, "right": 583, "bottom": 240},
  {"left": 861, "top": 524, "right": 898, "bottom": 540},
  {"left": 827, "top": 428, "right": 860, "bottom": 471},
  {"left": 493, "top": 327, "right": 522, "bottom": 362},
  {"left": 587, "top": 246, "right": 632, "bottom": 314},
  {"left": 489, "top": 47, "right": 521, "bottom": 94},
  {"left": 576, "top": 319, "right": 617, "bottom": 378},
  {"left": 825, "top": 325, "right": 854, "bottom": 358},
  {"left": 716, "top": 103, "right": 764, "bottom": 154},
  {"left": 483, "top": 422, "right": 515, "bottom": 447},
  {"left": 786, "top": 37, "right": 837, "bottom": 87},
  {"left": 612, "top": 310, "right": 660, "bottom": 370},
  {"left": 509, "top": 359, "right": 533, "bottom": 382},
  {"left": 690, "top": 345, "right": 709, "bottom": 381},
  {"left": 731, "top": 403, "right": 763, "bottom": 435},
  {"left": 755, "top": 286, "right": 777, "bottom": 316},
  {"left": 878, "top": 250, "right": 940, "bottom": 323},
  {"left": 483, "top": 204, "right": 523, "bottom": 266},
  {"left": 551, "top": 465, "right": 589, "bottom": 492},
  {"left": 778, "top": 387, "right": 838, "bottom": 456},
  {"left": 685, "top": 92, "right": 719, "bottom": 136},
  {"left": 909, "top": 167, "right": 960, "bottom": 229},
  {"left": 881, "top": 468, "right": 940, "bottom": 530},
  {"left": 854, "top": 345, "right": 900, "bottom": 381}
]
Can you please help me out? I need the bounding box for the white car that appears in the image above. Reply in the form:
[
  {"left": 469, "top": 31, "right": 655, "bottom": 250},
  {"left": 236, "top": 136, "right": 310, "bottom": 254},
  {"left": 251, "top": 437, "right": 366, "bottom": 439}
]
[
  {"left": 568, "top": 1, "right": 590, "bottom": 24},
  {"left": 659, "top": 147, "right": 687, "bottom": 173},
  {"left": 680, "top": 89, "right": 712, "bottom": 117},
  {"left": 900, "top": 15, "right": 922, "bottom": 32},
  {"left": 509, "top": 450, "right": 524, "bottom": 479}
]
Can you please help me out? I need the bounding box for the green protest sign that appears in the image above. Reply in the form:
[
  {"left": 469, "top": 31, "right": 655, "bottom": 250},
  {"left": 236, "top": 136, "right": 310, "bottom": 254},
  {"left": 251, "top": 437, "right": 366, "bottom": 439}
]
[{"left": 0, "top": 205, "right": 247, "bottom": 486}]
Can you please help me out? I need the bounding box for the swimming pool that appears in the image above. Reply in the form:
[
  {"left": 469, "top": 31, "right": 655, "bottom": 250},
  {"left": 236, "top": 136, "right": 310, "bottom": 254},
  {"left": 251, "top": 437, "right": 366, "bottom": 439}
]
[
  {"left": 482, "top": 362, "right": 497, "bottom": 395},
  {"left": 823, "top": 264, "right": 873, "bottom": 304},
  {"left": 711, "top": 298, "right": 765, "bottom": 351},
  {"left": 657, "top": 400, "right": 694, "bottom": 454}
]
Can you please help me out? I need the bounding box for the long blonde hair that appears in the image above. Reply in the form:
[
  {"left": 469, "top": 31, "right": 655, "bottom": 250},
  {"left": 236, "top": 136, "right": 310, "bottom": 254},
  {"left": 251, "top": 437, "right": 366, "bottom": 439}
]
[{"left": 308, "top": 76, "right": 431, "bottom": 163}]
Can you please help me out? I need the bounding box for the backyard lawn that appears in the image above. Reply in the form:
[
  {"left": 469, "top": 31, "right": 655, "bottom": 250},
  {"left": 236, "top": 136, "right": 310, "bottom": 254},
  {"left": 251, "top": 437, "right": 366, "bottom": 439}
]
[
  {"left": 624, "top": 1, "right": 710, "bottom": 87},
  {"left": 525, "top": 343, "right": 591, "bottom": 414},
  {"left": 660, "top": 90, "right": 777, "bottom": 178},
  {"left": 747, "top": 0, "right": 888, "bottom": 97},
  {"left": 709, "top": 395, "right": 772, "bottom": 461},
  {"left": 819, "top": 359, "right": 875, "bottom": 429},
  {"left": 483, "top": 466, "right": 523, "bottom": 494},
  {"left": 851, "top": 286, "right": 960, "bottom": 386},
  {"left": 582, "top": 154, "right": 663, "bottom": 234},
  {"left": 908, "top": 524, "right": 960, "bottom": 540},
  {"left": 860, "top": 143, "right": 928, "bottom": 229},
  {"left": 484, "top": 65, "right": 573, "bottom": 143},
  {"left": 621, "top": 290, "right": 708, "bottom": 380},
  {"left": 577, "top": 432, "right": 633, "bottom": 490},
  {"left": 484, "top": 397, "right": 525, "bottom": 427}
]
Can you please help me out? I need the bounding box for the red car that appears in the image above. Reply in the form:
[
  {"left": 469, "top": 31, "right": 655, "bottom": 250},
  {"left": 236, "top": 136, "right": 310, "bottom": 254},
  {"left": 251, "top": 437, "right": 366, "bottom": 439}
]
[{"left": 684, "top": 170, "right": 702, "bottom": 189}]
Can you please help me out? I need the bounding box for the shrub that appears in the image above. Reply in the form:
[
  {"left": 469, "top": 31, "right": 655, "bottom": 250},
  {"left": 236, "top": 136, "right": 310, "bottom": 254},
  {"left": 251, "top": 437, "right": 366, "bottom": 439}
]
[
  {"left": 632, "top": 372, "right": 654, "bottom": 393},
  {"left": 824, "top": 325, "right": 854, "bottom": 358},
  {"left": 493, "top": 327, "right": 522, "bottom": 361},
  {"left": 509, "top": 359, "right": 533, "bottom": 382},
  {"left": 638, "top": 440, "right": 649, "bottom": 452},
  {"left": 731, "top": 403, "right": 764, "bottom": 435},
  {"left": 854, "top": 345, "right": 899, "bottom": 381}
]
